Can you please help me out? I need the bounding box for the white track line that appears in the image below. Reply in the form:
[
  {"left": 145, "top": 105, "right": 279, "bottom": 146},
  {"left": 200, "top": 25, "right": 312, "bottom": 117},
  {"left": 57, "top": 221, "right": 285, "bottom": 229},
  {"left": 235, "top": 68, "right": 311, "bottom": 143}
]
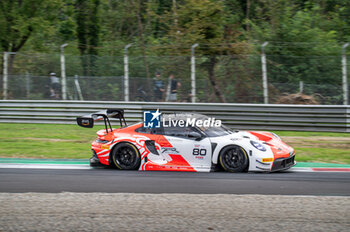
[
  {"left": 288, "top": 168, "right": 314, "bottom": 172},
  {"left": 0, "top": 163, "right": 347, "bottom": 172},
  {"left": 0, "top": 163, "right": 312, "bottom": 172}
]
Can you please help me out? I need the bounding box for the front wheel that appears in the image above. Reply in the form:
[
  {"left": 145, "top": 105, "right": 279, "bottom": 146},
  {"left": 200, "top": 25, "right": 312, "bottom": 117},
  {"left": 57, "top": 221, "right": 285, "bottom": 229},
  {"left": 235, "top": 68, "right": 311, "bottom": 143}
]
[
  {"left": 219, "top": 145, "right": 249, "bottom": 173},
  {"left": 112, "top": 143, "right": 141, "bottom": 170}
]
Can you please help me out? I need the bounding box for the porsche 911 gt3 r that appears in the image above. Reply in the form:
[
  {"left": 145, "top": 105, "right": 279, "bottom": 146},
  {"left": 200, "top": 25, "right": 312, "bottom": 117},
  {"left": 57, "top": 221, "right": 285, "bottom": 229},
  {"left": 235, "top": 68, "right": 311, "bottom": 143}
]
[{"left": 77, "top": 109, "right": 296, "bottom": 172}]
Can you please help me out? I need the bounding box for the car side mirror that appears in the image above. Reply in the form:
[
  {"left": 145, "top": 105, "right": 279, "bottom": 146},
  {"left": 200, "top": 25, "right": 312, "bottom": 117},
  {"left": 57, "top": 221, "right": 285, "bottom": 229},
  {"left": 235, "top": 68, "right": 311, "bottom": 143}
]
[{"left": 188, "top": 131, "right": 203, "bottom": 141}]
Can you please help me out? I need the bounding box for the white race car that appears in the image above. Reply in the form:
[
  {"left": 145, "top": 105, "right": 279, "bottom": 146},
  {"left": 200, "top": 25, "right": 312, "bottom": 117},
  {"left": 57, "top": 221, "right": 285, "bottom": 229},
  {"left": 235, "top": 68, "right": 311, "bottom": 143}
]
[{"left": 77, "top": 110, "right": 296, "bottom": 172}]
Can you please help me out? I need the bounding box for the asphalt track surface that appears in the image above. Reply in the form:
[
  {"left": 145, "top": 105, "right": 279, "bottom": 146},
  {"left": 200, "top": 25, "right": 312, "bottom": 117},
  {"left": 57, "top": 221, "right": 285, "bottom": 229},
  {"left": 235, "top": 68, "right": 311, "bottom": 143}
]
[{"left": 1, "top": 168, "right": 349, "bottom": 196}]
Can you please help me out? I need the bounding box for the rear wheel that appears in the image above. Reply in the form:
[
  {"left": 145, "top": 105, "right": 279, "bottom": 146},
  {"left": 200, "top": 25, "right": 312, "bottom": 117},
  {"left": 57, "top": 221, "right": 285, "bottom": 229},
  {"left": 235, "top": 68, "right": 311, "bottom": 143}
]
[
  {"left": 112, "top": 143, "right": 141, "bottom": 170},
  {"left": 219, "top": 145, "right": 249, "bottom": 173}
]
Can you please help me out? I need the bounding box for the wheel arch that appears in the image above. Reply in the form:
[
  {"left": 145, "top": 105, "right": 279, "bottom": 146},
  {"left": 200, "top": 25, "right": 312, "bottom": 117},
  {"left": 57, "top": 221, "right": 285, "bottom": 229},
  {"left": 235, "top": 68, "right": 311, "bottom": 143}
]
[
  {"left": 215, "top": 144, "right": 250, "bottom": 172},
  {"left": 108, "top": 141, "right": 141, "bottom": 167},
  {"left": 212, "top": 143, "right": 239, "bottom": 164}
]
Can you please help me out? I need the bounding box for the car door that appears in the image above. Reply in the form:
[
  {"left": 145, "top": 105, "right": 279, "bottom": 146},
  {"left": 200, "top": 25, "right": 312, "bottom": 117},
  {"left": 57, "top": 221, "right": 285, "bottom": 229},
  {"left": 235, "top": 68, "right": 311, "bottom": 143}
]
[{"left": 158, "top": 126, "right": 212, "bottom": 171}]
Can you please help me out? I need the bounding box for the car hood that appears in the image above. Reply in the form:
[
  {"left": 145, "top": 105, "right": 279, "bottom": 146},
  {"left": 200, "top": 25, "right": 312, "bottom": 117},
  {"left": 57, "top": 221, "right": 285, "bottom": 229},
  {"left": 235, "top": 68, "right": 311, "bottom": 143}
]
[
  {"left": 248, "top": 131, "right": 294, "bottom": 159},
  {"left": 229, "top": 130, "right": 294, "bottom": 159}
]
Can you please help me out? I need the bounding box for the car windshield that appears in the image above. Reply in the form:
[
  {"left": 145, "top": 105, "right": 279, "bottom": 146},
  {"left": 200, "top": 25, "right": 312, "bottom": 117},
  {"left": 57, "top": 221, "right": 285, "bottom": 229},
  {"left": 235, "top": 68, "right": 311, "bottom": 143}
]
[{"left": 198, "top": 124, "right": 232, "bottom": 137}]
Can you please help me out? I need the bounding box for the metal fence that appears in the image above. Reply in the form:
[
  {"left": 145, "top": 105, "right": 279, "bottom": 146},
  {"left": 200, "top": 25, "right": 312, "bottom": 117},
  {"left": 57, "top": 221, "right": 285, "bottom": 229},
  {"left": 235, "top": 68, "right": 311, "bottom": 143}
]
[
  {"left": 0, "top": 100, "right": 349, "bottom": 132},
  {"left": 0, "top": 74, "right": 344, "bottom": 104},
  {"left": 1, "top": 43, "right": 349, "bottom": 105}
]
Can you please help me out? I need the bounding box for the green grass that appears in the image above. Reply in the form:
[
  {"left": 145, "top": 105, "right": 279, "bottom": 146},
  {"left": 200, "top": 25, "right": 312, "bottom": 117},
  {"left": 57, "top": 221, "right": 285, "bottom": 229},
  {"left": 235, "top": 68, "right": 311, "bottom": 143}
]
[
  {"left": 0, "top": 123, "right": 349, "bottom": 164},
  {"left": 271, "top": 131, "right": 350, "bottom": 164},
  {"left": 271, "top": 131, "right": 350, "bottom": 137},
  {"left": 0, "top": 123, "right": 105, "bottom": 159},
  {"left": 294, "top": 147, "right": 350, "bottom": 164},
  {"left": 0, "top": 123, "right": 105, "bottom": 140}
]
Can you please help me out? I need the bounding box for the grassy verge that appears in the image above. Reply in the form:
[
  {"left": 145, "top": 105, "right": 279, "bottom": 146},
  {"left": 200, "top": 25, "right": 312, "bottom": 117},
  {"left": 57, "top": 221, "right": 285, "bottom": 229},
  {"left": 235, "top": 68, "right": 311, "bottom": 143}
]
[
  {"left": 0, "top": 124, "right": 105, "bottom": 159},
  {"left": 271, "top": 131, "right": 350, "bottom": 138},
  {"left": 293, "top": 147, "right": 350, "bottom": 164},
  {"left": 271, "top": 131, "right": 350, "bottom": 164},
  {"left": 0, "top": 123, "right": 349, "bottom": 164}
]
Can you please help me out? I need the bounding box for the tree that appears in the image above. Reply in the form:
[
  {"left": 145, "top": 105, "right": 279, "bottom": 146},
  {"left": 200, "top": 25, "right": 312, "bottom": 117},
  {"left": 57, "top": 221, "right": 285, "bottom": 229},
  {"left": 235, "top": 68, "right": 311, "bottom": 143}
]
[
  {"left": 0, "top": 0, "right": 61, "bottom": 73},
  {"left": 75, "top": 0, "right": 100, "bottom": 76},
  {"left": 250, "top": 1, "right": 340, "bottom": 84},
  {"left": 164, "top": 0, "right": 249, "bottom": 102}
]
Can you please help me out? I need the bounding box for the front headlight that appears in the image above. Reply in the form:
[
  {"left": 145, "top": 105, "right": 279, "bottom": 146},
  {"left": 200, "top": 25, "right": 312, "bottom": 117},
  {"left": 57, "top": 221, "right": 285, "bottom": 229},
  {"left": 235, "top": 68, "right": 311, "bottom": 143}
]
[{"left": 250, "top": 140, "right": 266, "bottom": 152}]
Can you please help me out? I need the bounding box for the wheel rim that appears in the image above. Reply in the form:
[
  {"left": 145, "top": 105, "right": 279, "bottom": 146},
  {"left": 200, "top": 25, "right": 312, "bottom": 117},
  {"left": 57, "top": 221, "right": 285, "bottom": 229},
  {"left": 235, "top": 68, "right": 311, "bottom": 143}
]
[
  {"left": 223, "top": 146, "right": 245, "bottom": 169},
  {"left": 115, "top": 147, "right": 136, "bottom": 168}
]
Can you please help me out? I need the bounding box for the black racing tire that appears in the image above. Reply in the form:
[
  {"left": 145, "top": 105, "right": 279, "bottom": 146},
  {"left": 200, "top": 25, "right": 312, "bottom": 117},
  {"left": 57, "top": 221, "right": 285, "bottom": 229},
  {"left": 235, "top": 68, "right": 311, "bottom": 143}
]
[
  {"left": 111, "top": 143, "right": 141, "bottom": 170},
  {"left": 219, "top": 145, "right": 249, "bottom": 173}
]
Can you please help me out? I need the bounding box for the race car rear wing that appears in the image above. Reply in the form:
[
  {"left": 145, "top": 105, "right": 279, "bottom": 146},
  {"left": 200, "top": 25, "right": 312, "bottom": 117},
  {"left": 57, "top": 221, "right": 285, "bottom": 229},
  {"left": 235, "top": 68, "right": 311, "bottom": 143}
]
[{"left": 76, "top": 109, "right": 127, "bottom": 132}]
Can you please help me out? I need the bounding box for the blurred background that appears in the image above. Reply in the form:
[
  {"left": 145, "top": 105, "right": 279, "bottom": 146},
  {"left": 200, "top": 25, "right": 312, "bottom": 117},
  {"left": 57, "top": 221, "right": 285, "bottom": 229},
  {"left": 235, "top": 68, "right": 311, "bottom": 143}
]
[{"left": 1, "top": 0, "right": 350, "bottom": 104}]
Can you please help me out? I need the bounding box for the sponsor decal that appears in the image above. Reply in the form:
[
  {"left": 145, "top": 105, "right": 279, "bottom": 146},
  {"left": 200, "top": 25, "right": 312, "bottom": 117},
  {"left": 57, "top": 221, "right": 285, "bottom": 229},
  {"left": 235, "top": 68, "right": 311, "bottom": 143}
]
[
  {"left": 101, "top": 144, "right": 110, "bottom": 150},
  {"left": 161, "top": 147, "right": 180, "bottom": 154},
  {"left": 195, "top": 156, "right": 204, "bottom": 159},
  {"left": 143, "top": 109, "right": 222, "bottom": 128}
]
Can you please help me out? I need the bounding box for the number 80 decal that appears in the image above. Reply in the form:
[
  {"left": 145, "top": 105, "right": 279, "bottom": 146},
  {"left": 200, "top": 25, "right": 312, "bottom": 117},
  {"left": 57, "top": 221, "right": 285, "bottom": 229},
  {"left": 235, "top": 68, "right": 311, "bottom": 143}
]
[{"left": 193, "top": 148, "right": 206, "bottom": 156}]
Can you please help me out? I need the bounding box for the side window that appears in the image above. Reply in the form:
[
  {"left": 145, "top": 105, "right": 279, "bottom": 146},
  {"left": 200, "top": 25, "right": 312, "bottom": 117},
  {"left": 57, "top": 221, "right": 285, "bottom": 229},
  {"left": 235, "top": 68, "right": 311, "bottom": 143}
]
[
  {"left": 135, "top": 126, "right": 164, "bottom": 135},
  {"left": 135, "top": 127, "right": 151, "bottom": 134},
  {"left": 150, "top": 127, "right": 164, "bottom": 135},
  {"left": 187, "top": 127, "right": 203, "bottom": 140},
  {"left": 163, "top": 126, "right": 202, "bottom": 140},
  {"left": 163, "top": 126, "right": 187, "bottom": 138}
]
